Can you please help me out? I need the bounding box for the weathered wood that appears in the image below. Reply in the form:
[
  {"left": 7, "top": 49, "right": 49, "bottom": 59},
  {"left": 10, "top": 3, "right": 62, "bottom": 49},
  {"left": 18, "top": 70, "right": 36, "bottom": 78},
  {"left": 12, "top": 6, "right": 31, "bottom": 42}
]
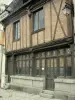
[{"left": 5, "top": 0, "right": 72, "bottom": 52}]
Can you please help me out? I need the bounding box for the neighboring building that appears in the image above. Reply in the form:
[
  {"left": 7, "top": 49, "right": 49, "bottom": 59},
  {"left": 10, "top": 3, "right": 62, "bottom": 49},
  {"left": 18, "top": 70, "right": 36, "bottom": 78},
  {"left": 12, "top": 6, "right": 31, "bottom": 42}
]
[
  {"left": 0, "top": 24, "right": 5, "bottom": 87},
  {"left": 0, "top": 0, "right": 75, "bottom": 99},
  {"left": 0, "top": 4, "right": 9, "bottom": 88}
]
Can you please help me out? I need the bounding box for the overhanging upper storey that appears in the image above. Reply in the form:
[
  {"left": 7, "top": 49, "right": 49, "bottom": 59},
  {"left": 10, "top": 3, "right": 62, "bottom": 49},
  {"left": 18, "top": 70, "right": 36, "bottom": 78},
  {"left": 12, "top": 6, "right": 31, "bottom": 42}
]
[{"left": 0, "top": 0, "right": 73, "bottom": 53}]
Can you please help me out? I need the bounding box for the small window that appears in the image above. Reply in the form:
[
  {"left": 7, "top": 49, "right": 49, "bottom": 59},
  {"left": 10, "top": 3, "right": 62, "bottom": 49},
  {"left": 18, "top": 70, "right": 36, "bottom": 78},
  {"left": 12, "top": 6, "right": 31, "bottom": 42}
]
[
  {"left": 33, "top": 9, "right": 44, "bottom": 32},
  {"left": 13, "top": 21, "right": 20, "bottom": 41}
]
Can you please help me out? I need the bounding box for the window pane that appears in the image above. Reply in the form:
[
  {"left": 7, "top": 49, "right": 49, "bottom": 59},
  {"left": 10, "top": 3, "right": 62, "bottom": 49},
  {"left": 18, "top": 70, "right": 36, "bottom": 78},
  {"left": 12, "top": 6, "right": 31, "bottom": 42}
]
[
  {"left": 26, "top": 61, "right": 29, "bottom": 74},
  {"left": 51, "top": 59, "right": 54, "bottom": 77},
  {"left": 39, "top": 9, "right": 44, "bottom": 29},
  {"left": 66, "top": 48, "right": 71, "bottom": 55},
  {"left": 17, "top": 22, "right": 20, "bottom": 39},
  {"left": 19, "top": 61, "right": 22, "bottom": 74},
  {"left": 33, "top": 12, "right": 38, "bottom": 31},
  {"left": 41, "top": 59, "right": 45, "bottom": 75},
  {"left": 36, "top": 60, "right": 40, "bottom": 75},
  {"left": 30, "top": 60, "right": 32, "bottom": 75},
  {"left": 58, "top": 49, "right": 64, "bottom": 55},
  {"left": 46, "top": 52, "right": 51, "bottom": 57},
  {"left": 23, "top": 55, "right": 25, "bottom": 60},
  {"left": 51, "top": 59, "right": 53, "bottom": 67},
  {"left": 59, "top": 57, "right": 64, "bottom": 67},
  {"left": 15, "top": 23, "right": 18, "bottom": 40},
  {"left": 22, "top": 61, "right": 25, "bottom": 74},
  {"left": 54, "top": 58, "right": 57, "bottom": 77},
  {"left": 59, "top": 57, "right": 64, "bottom": 76},
  {"left": 14, "top": 21, "right": 20, "bottom": 40},
  {"left": 26, "top": 55, "right": 29, "bottom": 60},
  {"left": 53, "top": 51, "right": 57, "bottom": 56},
  {"left": 16, "top": 62, "right": 19, "bottom": 74},
  {"left": 66, "top": 56, "right": 71, "bottom": 67},
  {"left": 47, "top": 59, "right": 50, "bottom": 76},
  {"left": 41, "top": 52, "right": 45, "bottom": 58},
  {"left": 47, "top": 59, "right": 50, "bottom": 67},
  {"left": 66, "top": 56, "right": 72, "bottom": 76}
]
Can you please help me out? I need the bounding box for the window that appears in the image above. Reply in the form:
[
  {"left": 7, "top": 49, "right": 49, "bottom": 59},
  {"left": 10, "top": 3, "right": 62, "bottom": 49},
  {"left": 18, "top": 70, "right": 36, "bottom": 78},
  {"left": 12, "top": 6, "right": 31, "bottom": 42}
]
[
  {"left": 35, "top": 48, "right": 72, "bottom": 77},
  {"left": 14, "top": 21, "right": 20, "bottom": 40},
  {"left": 58, "top": 49, "right": 65, "bottom": 76},
  {"left": 66, "top": 56, "right": 72, "bottom": 76},
  {"left": 59, "top": 57, "right": 64, "bottom": 76},
  {"left": 33, "top": 9, "right": 44, "bottom": 32},
  {"left": 7, "top": 48, "right": 72, "bottom": 77},
  {"left": 15, "top": 54, "right": 32, "bottom": 75},
  {"left": 35, "top": 52, "right": 45, "bottom": 76}
]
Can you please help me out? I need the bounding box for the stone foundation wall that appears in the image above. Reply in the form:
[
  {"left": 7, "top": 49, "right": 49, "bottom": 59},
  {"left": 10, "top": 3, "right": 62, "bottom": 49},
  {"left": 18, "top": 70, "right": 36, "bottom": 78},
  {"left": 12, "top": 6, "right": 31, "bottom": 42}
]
[
  {"left": 10, "top": 76, "right": 45, "bottom": 94},
  {"left": 54, "top": 78, "right": 75, "bottom": 100}
]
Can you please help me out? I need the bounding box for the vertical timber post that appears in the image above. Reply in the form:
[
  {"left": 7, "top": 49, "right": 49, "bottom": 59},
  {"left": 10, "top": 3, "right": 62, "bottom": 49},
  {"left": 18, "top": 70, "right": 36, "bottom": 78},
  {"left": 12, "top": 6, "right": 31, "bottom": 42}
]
[
  {"left": 32, "top": 53, "right": 36, "bottom": 76},
  {"left": 72, "top": 0, "right": 75, "bottom": 78}
]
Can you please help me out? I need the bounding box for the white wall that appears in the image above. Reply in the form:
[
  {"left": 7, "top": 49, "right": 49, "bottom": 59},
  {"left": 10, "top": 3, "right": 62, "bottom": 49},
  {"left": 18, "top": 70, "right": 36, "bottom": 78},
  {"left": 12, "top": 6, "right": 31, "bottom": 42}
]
[
  {"left": 0, "top": 45, "right": 3, "bottom": 81},
  {"left": 1, "top": 46, "right": 6, "bottom": 88}
]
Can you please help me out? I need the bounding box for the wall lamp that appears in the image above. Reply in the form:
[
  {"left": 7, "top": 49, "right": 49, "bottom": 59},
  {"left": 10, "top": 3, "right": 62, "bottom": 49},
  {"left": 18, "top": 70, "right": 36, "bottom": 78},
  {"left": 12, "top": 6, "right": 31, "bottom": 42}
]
[{"left": 62, "top": 2, "right": 74, "bottom": 16}]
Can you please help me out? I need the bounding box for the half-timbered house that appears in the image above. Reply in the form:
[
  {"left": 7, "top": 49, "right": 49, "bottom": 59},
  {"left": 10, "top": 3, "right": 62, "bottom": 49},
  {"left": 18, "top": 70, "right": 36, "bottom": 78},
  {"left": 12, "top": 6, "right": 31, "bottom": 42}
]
[{"left": 0, "top": 0, "right": 75, "bottom": 97}]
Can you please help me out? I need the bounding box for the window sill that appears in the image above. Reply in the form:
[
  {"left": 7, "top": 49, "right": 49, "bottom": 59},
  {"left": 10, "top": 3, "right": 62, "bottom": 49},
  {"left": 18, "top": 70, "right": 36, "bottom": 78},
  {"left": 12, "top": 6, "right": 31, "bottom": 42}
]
[{"left": 32, "top": 28, "right": 45, "bottom": 34}]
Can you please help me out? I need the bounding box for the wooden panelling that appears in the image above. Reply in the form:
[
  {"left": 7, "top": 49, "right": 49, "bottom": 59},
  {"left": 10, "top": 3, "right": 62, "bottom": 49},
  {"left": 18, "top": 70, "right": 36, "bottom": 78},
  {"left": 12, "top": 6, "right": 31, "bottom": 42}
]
[
  {"left": 13, "top": 42, "right": 16, "bottom": 50},
  {"left": 38, "top": 31, "right": 44, "bottom": 44},
  {"left": 6, "top": 24, "right": 13, "bottom": 52},
  {"left": 32, "top": 33, "right": 38, "bottom": 46},
  {"left": 20, "top": 17, "right": 23, "bottom": 49},
  {"left": 27, "top": 15, "right": 31, "bottom": 47},
  {"left": 23, "top": 15, "right": 27, "bottom": 48},
  {"left": 5, "top": 0, "right": 72, "bottom": 51},
  {"left": 32, "top": 0, "right": 72, "bottom": 46},
  {"left": 44, "top": 3, "right": 51, "bottom": 42},
  {"left": 0, "top": 31, "right": 5, "bottom": 45},
  {"left": 6, "top": 14, "right": 31, "bottom": 52},
  {"left": 17, "top": 41, "right": 20, "bottom": 50},
  {"left": 59, "top": 1, "right": 68, "bottom": 36},
  {"left": 20, "top": 15, "right": 31, "bottom": 48}
]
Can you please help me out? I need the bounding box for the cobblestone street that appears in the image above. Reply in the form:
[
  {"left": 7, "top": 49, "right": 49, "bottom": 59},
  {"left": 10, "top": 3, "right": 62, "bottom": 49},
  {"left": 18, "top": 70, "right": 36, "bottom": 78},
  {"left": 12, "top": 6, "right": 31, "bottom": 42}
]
[{"left": 0, "top": 89, "right": 56, "bottom": 100}]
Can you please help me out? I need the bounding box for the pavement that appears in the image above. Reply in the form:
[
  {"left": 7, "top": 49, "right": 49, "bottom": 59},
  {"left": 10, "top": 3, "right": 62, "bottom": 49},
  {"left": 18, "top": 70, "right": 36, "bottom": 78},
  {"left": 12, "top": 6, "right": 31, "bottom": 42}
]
[{"left": 0, "top": 89, "right": 55, "bottom": 100}]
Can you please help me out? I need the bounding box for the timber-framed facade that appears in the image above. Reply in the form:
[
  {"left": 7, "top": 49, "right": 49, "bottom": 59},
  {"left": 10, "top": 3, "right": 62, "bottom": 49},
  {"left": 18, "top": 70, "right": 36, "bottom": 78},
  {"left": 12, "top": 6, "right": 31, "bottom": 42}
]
[{"left": 0, "top": 0, "right": 74, "bottom": 91}]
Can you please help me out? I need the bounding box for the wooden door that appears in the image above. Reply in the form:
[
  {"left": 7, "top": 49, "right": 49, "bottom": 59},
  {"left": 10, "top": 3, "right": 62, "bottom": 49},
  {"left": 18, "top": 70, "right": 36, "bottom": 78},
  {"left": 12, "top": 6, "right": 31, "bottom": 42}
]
[{"left": 45, "top": 52, "right": 57, "bottom": 90}]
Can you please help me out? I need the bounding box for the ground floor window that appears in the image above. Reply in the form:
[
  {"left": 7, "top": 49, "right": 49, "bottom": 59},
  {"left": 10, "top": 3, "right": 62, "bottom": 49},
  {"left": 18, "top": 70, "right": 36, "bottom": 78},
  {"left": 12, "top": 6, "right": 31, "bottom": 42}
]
[
  {"left": 15, "top": 54, "right": 32, "bottom": 75},
  {"left": 7, "top": 47, "right": 72, "bottom": 77},
  {"left": 35, "top": 52, "right": 45, "bottom": 76},
  {"left": 35, "top": 48, "right": 72, "bottom": 77}
]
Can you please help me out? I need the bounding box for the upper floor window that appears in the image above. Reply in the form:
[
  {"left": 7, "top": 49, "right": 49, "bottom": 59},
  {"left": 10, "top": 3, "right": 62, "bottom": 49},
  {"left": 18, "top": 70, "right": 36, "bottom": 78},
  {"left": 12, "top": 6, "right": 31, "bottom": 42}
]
[
  {"left": 33, "top": 9, "right": 44, "bottom": 32},
  {"left": 14, "top": 21, "right": 20, "bottom": 41}
]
